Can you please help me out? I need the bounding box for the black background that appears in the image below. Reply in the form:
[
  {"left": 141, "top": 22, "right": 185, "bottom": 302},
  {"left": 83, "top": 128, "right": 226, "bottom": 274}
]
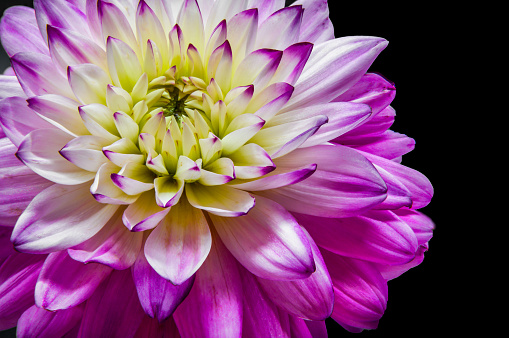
[{"left": 0, "top": 0, "right": 467, "bottom": 337}]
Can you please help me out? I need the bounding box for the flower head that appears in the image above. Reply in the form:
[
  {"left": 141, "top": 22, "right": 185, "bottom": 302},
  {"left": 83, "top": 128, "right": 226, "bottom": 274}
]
[{"left": 0, "top": 0, "right": 433, "bottom": 336}]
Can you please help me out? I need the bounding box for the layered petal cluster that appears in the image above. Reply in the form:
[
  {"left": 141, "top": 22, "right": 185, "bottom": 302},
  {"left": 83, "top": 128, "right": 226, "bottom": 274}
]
[{"left": 0, "top": 0, "right": 434, "bottom": 336}]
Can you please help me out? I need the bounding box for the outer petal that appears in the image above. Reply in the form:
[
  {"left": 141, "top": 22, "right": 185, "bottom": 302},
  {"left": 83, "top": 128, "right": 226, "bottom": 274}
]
[
  {"left": 17, "top": 304, "right": 84, "bottom": 338},
  {"left": 173, "top": 230, "right": 243, "bottom": 338},
  {"left": 294, "top": 0, "right": 335, "bottom": 44},
  {"left": 254, "top": 6, "right": 303, "bottom": 50},
  {"left": 133, "top": 246, "right": 195, "bottom": 321},
  {"left": 0, "top": 6, "right": 49, "bottom": 56},
  {"left": 78, "top": 269, "right": 146, "bottom": 337},
  {"left": 145, "top": 197, "right": 211, "bottom": 285},
  {"left": 256, "top": 227, "right": 334, "bottom": 320},
  {"left": 247, "top": 0, "right": 285, "bottom": 22},
  {"left": 16, "top": 128, "right": 96, "bottom": 185},
  {"left": 11, "top": 183, "right": 118, "bottom": 253},
  {"left": 210, "top": 195, "right": 315, "bottom": 280},
  {"left": 0, "top": 252, "right": 45, "bottom": 330},
  {"left": 35, "top": 251, "right": 112, "bottom": 311},
  {"left": 133, "top": 316, "right": 180, "bottom": 338},
  {"left": 283, "top": 36, "right": 388, "bottom": 111},
  {"left": 295, "top": 210, "right": 419, "bottom": 265},
  {"left": 0, "top": 75, "right": 26, "bottom": 100},
  {"left": 258, "top": 144, "right": 387, "bottom": 217}
]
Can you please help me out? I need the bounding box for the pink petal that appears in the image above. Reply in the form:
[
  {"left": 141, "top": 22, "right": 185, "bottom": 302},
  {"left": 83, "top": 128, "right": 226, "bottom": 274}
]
[
  {"left": 270, "top": 42, "right": 313, "bottom": 86},
  {"left": 334, "top": 73, "right": 396, "bottom": 115},
  {"left": 16, "top": 128, "right": 96, "bottom": 185},
  {"left": 0, "top": 75, "right": 26, "bottom": 100},
  {"left": 173, "top": 232, "right": 243, "bottom": 337},
  {"left": 337, "top": 105, "right": 396, "bottom": 143},
  {"left": 256, "top": 227, "right": 333, "bottom": 320},
  {"left": 321, "top": 249, "right": 388, "bottom": 331},
  {"left": 255, "top": 6, "right": 303, "bottom": 50},
  {"left": 376, "top": 244, "right": 429, "bottom": 281},
  {"left": 288, "top": 316, "right": 327, "bottom": 338},
  {"left": 294, "top": 0, "right": 335, "bottom": 44},
  {"left": 0, "top": 252, "right": 45, "bottom": 330},
  {"left": 210, "top": 195, "right": 315, "bottom": 280},
  {"left": 33, "top": 0, "right": 90, "bottom": 42},
  {"left": 35, "top": 251, "right": 112, "bottom": 311},
  {"left": 17, "top": 303, "right": 84, "bottom": 338},
  {"left": 351, "top": 130, "right": 415, "bottom": 161},
  {"left": 296, "top": 210, "right": 419, "bottom": 265},
  {"left": 0, "top": 96, "right": 54, "bottom": 147},
  {"left": 10, "top": 52, "right": 74, "bottom": 97},
  {"left": 132, "top": 246, "right": 195, "bottom": 321},
  {"left": 0, "top": 6, "right": 48, "bottom": 57},
  {"left": 78, "top": 269, "right": 146, "bottom": 337},
  {"left": 133, "top": 316, "right": 181, "bottom": 338},
  {"left": 371, "top": 161, "right": 413, "bottom": 210},
  {"left": 11, "top": 183, "right": 118, "bottom": 253},
  {"left": 259, "top": 144, "right": 387, "bottom": 217},
  {"left": 393, "top": 208, "right": 435, "bottom": 245},
  {"left": 68, "top": 208, "right": 143, "bottom": 269},
  {"left": 145, "top": 197, "right": 211, "bottom": 285},
  {"left": 284, "top": 36, "right": 388, "bottom": 111}
]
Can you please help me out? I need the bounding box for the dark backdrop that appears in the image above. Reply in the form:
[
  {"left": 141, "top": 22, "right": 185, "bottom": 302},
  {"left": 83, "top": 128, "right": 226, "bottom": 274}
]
[{"left": 0, "top": 0, "right": 460, "bottom": 337}]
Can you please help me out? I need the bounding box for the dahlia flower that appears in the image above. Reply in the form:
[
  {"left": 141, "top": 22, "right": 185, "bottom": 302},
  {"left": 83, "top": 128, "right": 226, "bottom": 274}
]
[{"left": 0, "top": 0, "right": 434, "bottom": 336}]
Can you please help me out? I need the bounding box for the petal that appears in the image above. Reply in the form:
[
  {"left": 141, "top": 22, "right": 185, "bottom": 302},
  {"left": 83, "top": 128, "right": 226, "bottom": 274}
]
[
  {"left": 0, "top": 252, "right": 45, "bottom": 331},
  {"left": 227, "top": 143, "right": 275, "bottom": 179},
  {"left": 221, "top": 114, "right": 265, "bottom": 156},
  {"left": 256, "top": 227, "right": 333, "bottom": 320},
  {"left": 185, "top": 184, "right": 255, "bottom": 217},
  {"left": 210, "top": 195, "right": 315, "bottom": 280},
  {"left": 321, "top": 249, "right": 388, "bottom": 331},
  {"left": 0, "top": 75, "right": 26, "bottom": 100},
  {"left": 393, "top": 208, "right": 435, "bottom": 245},
  {"left": 90, "top": 162, "right": 139, "bottom": 204},
  {"left": 248, "top": 82, "right": 294, "bottom": 122},
  {"left": 294, "top": 0, "right": 335, "bottom": 44},
  {"left": 269, "top": 42, "right": 313, "bottom": 86},
  {"left": 284, "top": 36, "right": 388, "bottom": 111},
  {"left": 17, "top": 304, "right": 84, "bottom": 338},
  {"left": 258, "top": 144, "right": 387, "bottom": 218},
  {"left": 33, "top": 0, "right": 90, "bottom": 41},
  {"left": 68, "top": 208, "right": 143, "bottom": 269},
  {"left": 247, "top": 0, "right": 285, "bottom": 22},
  {"left": 145, "top": 197, "right": 211, "bottom": 285},
  {"left": 255, "top": 6, "right": 303, "bottom": 50},
  {"left": 106, "top": 36, "right": 143, "bottom": 92},
  {"left": 153, "top": 176, "right": 185, "bottom": 208},
  {"left": 59, "top": 135, "right": 110, "bottom": 172},
  {"left": 296, "top": 210, "right": 419, "bottom": 265},
  {"left": 98, "top": 0, "right": 140, "bottom": 54},
  {"left": 68, "top": 63, "right": 111, "bottom": 105},
  {"left": 351, "top": 130, "right": 416, "bottom": 161},
  {"left": 35, "top": 251, "right": 112, "bottom": 311},
  {"left": 78, "top": 269, "right": 146, "bottom": 337},
  {"left": 27, "top": 94, "right": 89, "bottom": 136},
  {"left": 173, "top": 231, "right": 243, "bottom": 337},
  {"left": 0, "top": 6, "right": 48, "bottom": 56},
  {"left": 16, "top": 128, "right": 96, "bottom": 185},
  {"left": 176, "top": 0, "right": 205, "bottom": 55},
  {"left": 124, "top": 190, "right": 171, "bottom": 231},
  {"left": 337, "top": 105, "right": 396, "bottom": 143},
  {"left": 231, "top": 48, "right": 282, "bottom": 90},
  {"left": 136, "top": 0, "right": 169, "bottom": 66},
  {"left": 133, "top": 246, "right": 195, "bottom": 321},
  {"left": 10, "top": 52, "right": 74, "bottom": 97},
  {"left": 11, "top": 183, "right": 118, "bottom": 253},
  {"left": 0, "top": 96, "right": 54, "bottom": 147},
  {"left": 226, "top": 8, "right": 258, "bottom": 68}
]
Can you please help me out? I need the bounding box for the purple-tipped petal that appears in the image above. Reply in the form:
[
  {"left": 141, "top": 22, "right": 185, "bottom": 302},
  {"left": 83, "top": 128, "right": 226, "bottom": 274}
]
[
  {"left": 133, "top": 246, "right": 195, "bottom": 321},
  {"left": 231, "top": 163, "right": 316, "bottom": 191},
  {"left": 249, "top": 82, "right": 294, "bottom": 122},
  {"left": 11, "top": 183, "right": 118, "bottom": 254},
  {"left": 294, "top": 0, "right": 335, "bottom": 44},
  {"left": 34, "top": 0, "right": 90, "bottom": 42},
  {"left": 35, "top": 251, "right": 112, "bottom": 311},
  {"left": 0, "top": 96, "right": 54, "bottom": 147},
  {"left": 17, "top": 303, "right": 84, "bottom": 338},
  {"left": 210, "top": 195, "right": 315, "bottom": 280},
  {"left": 322, "top": 249, "right": 388, "bottom": 331},
  {"left": 0, "top": 252, "right": 45, "bottom": 330},
  {"left": 68, "top": 208, "right": 143, "bottom": 269},
  {"left": 123, "top": 191, "right": 170, "bottom": 232},
  {"left": 284, "top": 36, "right": 388, "bottom": 111},
  {"left": 173, "top": 231, "right": 243, "bottom": 337},
  {"left": 98, "top": 0, "right": 139, "bottom": 53},
  {"left": 351, "top": 130, "right": 415, "bottom": 161},
  {"left": 259, "top": 144, "right": 387, "bottom": 218},
  {"left": 256, "top": 227, "right": 334, "bottom": 320},
  {"left": 10, "top": 52, "right": 74, "bottom": 97},
  {"left": 78, "top": 269, "right": 146, "bottom": 337},
  {"left": 371, "top": 162, "right": 413, "bottom": 210},
  {"left": 232, "top": 48, "right": 282, "bottom": 89},
  {"left": 145, "top": 197, "right": 211, "bottom": 285},
  {"left": 15, "top": 128, "right": 96, "bottom": 185},
  {"left": 186, "top": 184, "right": 255, "bottom": 217},
  {"left": 393, "top": 208, "right": 435, "bottom": 245},
  {"left": 60, "top": 135, "right": 110, "bottom": 172},
  {"left": 247, "top": 0, "right": 285, "bottom": 22},
  {"left": 296, "top": 210, "right": 419, "bottom": 265},
  {"left": 68, "top": 63, "right": 111, "bottom": 105},
  {"left": 176, "top": 0, "right": 204, "bottom": 54},
  {"left": 270, "top": 42, "right": 313, "bottom": 86},
  {"left": 255, "top": 6, "right": 303, "bottom": 50},
  {"left": 0, "top": 6, "right": 49, "bottom": 57},
  {"left": 0, "top": 75, "right": 26, "bottom": 100},
  {"left": 106, "top": 36, "right": 143, "bottom": 92},
  {"left": 228, "top": 143, "right": 276, "bottom": 179}
]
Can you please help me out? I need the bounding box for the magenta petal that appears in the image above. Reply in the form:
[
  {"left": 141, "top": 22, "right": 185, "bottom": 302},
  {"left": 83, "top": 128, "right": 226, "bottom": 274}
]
[
  {"left": 0, "top": 75, "right": 26, "bottom": 100},
  {"left": 17, "top": 303, "right": 84, "bottom": 338},
  {"left": 296, "top": 210, "right": 419, "bottom": 265},
  {"left": 337, "top": 105, "right": 396, "bottom": 143},
  {"left": 35, "top": 251, "right": 112, "bottom": 310},
  {"left": 67, "top": 209, "right": 143, "bottom": 269},
  {"left": 0, "top": 97, "right": 54, "bottom": 147},
  {"left": 371, "top": 161, "right": 413, "bottom": 210},
  {"left": 352, "top": 130, "right": 416, "bottom": 161},
  {"left": 211, "top": 195, "right": 315, "bottom": 280},
  {"left": 10, "top": 52, "right": 73, "bottom": 97},
  {"left": 78, "top": 269, "right": 145, "bottom": 337},
  {"left": 393, "top": 208, "right": 435, "bottom": 245},
  {"left": 132, "top": 247, "right": 194, "bottom": 321},
  {"left": 0, "top": 252, "right": 45, "bottom": 330},
  {"left": 271, "top": 42, "right": 313, "bottom": 85},
  {"left": 0, "top": 6, "right": 49, "bottom": 57},
  {"left": 173, "top": 232, "right": 243, "bottom": 337},
  {"left": 133, "top": 316, "right": 180, "bottom": 338},
  {"left": 289, "top": 316, "right": 327, "bottom": 338},
  {"left": 322, "top": 249, "right": 388, "bottom": 331},
  {"left": 256, "top": 227, "right": 334, "bottom": 320}
]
